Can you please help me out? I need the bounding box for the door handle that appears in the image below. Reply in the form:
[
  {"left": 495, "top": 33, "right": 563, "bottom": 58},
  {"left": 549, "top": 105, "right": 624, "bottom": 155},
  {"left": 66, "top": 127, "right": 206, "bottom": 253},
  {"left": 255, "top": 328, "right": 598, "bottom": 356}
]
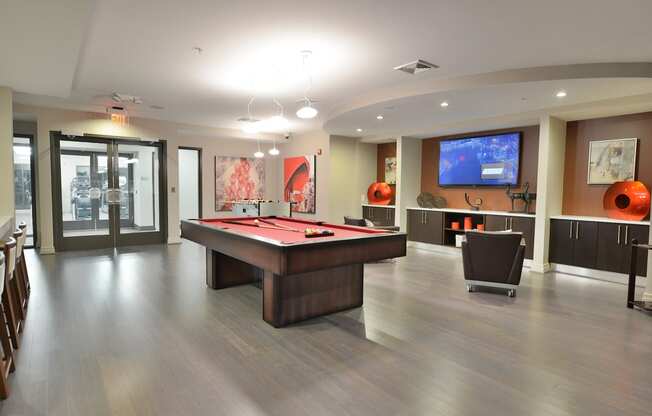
[
  {"left": 569, "top": 221, "right": 574, "bottom": 239},
  {"left": 424, "top": 212, "right": 428, "bottom": 225},
  {"left": 617, "top": 225, "right": 621, "bottom": 245},
  {"left": 575, "top": 222, "right": 580, "bottom": 240},
  {"left": 625, "top": 226, "right": 629, "bottom": 245},
  {"left": 505, "top": 217, "right": 508, "bottom": 230}
]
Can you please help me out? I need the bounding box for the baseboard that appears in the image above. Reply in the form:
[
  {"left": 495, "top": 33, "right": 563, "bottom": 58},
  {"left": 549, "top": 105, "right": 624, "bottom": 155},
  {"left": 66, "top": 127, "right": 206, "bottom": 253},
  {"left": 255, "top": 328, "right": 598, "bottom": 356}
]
[
  {"left": 642, "top": 292, "right": 652, "bottom": 302},
  {"left": 551, "top": 263, "right": 647, "bottom": 287},
  {"left": 529, "top": 262, "right": 551, "bottom": 274}
]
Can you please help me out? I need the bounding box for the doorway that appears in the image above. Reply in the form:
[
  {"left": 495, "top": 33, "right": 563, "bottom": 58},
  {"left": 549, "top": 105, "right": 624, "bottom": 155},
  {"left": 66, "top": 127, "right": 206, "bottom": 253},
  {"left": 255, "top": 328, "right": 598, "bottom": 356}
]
[
  {"left": 13, "top": 135, "right": 37, "bottom": 247},
  {"left": 50, "top": 133, "right": 167, "bottom": 250},
  {"left": 178, "top": 147, "right": 202, "bottom": 220}
]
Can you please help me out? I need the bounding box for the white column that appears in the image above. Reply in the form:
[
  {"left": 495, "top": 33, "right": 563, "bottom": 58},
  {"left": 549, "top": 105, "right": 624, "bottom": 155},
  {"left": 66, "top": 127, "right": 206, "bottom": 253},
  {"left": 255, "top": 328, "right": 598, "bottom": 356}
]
[
  {"left": 396, "top": 136, "right": 421, "bottom": 231},
  {"left": 531, "top": 115, "right": 567, "bottom": 273},
  {"left": 0, "top": 87, "right": 14, "bottom": 221}
]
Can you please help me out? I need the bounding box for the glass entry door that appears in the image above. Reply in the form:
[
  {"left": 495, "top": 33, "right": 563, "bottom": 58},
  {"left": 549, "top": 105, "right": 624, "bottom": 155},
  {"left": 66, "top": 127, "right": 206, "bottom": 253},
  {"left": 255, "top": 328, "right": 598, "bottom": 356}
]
[{"left": 51, "top": 134, "right": 166, "bottom": 250}]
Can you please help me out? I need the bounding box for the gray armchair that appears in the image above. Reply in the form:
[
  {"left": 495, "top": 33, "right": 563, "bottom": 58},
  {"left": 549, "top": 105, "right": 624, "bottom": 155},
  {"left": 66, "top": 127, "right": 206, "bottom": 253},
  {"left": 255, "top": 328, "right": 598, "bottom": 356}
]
[
  {"left": 343, "top": 216, "right": 400, "bottom": 232},
  {"left": 461, "top": 231, "right": 525, "bottom": 297}
]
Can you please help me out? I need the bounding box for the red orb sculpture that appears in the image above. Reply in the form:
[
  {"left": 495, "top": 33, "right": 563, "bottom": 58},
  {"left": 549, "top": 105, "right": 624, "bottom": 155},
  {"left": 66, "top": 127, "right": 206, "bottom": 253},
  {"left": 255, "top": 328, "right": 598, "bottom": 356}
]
[
  {"left": 367, "top": 182, "right": 393, "bottom": 205},
  {"left": 603, "top": 181, "right": 651, "bottom": 221}
]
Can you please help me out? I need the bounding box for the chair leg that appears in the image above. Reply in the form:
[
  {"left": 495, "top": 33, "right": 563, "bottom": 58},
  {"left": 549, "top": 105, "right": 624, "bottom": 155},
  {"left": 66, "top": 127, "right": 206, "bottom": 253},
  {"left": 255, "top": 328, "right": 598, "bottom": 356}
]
[
  {"left": 20, "top": 258, "right": 30, "bottom": 295},
  {"left": 15, "top": 260, "right": 28, "bottom": 314},
  {"left": 1, "top": 289, "right": 19, "bottom": 350},
  {"left": 0, "top": 302, "right": 15, "bottom": 377},
  {"left": 9, "top": 275, "right": 25, "bottom": 328}
]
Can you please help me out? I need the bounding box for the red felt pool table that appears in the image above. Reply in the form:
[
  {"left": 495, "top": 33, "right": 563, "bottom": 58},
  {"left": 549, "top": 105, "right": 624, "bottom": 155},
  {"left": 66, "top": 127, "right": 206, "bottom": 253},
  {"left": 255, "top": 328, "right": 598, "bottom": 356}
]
[{"left": 181, "top": 216, "right": 407, "bottom": 327}]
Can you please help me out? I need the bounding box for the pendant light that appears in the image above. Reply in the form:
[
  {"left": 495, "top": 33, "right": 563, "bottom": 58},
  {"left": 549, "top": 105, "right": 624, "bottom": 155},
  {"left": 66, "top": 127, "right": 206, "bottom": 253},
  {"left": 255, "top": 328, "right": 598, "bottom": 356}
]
[
  {"left": 241, "top": 97, "right": 260, "bottom": 134},
  {"left": 296, "top": 50, "right": 318, "bottom": 119},
  {"left": 269, "top": 139, "right": 280, "bottom": 156},
  {"left": 254, "top": 139, "right": 264, "bottom": 158},
  {"left": 296, "top": 98, "right": 318, "bottom": 119}
]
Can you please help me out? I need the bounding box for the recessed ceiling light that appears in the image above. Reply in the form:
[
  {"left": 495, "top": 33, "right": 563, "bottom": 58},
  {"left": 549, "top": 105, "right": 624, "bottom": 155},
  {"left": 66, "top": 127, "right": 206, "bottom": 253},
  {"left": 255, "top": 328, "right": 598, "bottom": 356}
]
[
  {"left": 356, "top": 128, "right": 363, "bottom": 132},
  {"left": 440, "top": 101, "right": 449, "bottom": 108},
  {"left": 556, "top": 90, "right": 567, "bottom": 98},
  {"left": 376, "top": 115, "right": 384, "bottom": 120}
]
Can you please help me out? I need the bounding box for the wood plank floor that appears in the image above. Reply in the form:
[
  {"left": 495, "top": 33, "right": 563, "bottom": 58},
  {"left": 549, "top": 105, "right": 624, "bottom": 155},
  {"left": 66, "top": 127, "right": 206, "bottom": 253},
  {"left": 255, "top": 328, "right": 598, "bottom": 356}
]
[{"left": 1, "top": 242, "right": 651, "bottom": 415}]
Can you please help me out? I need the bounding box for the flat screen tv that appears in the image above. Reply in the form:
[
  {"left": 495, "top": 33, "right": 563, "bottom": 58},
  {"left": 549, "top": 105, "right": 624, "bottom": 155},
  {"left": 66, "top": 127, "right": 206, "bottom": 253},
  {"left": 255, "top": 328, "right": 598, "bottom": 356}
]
[{"left": 438, "top": 132, "right": 521, "bottom": 186}]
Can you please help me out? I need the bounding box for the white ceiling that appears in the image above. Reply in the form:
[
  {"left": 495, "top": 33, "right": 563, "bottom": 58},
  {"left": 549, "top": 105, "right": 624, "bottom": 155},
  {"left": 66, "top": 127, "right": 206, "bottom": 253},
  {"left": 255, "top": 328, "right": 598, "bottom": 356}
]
[{"left": 5, "top": 0, "right": 652, "bottom": 137}]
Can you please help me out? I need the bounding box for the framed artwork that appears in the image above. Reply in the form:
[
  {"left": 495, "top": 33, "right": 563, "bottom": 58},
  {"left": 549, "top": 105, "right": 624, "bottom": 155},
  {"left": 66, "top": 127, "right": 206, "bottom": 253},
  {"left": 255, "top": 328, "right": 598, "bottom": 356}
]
[
  {"left": 214, "top": 156, "right": 265, "bottom": 211},
  {"left": 587, "top": 138, "right": 637, "bottom": 185},
  {"left": 284, "top": 155, "right": 316, "bottom": 214},
  {"left": 384, "top": 156, "right": 397, "bottom": 185}
]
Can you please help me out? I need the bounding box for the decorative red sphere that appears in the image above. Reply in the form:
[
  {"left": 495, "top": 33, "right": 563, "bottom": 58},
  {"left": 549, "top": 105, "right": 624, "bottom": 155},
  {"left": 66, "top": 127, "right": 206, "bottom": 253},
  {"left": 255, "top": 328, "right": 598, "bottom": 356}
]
[
  {"left": 603, "top": 181, "right": 650, "bottom": 221},
  {"left": 367, "top": 182, "right": 393, "bottom": 205}
]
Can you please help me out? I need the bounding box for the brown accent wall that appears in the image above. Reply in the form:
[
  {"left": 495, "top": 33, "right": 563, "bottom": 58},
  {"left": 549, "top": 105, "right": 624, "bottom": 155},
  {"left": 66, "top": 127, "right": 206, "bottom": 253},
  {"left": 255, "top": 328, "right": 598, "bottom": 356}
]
[
  {"left": 421, "top": 126, "right": 540, "bottom": 211},
  {"left": 377, "top": 142, "right": 397, "bottom": 204},
  {"left": 563, "top": 112, "right": 652, "bottom": 218}
]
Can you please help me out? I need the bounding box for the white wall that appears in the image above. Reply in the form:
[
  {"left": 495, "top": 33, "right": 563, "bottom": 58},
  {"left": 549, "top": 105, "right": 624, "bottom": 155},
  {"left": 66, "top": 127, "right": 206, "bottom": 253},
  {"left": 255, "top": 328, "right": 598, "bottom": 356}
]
[
  {"left": 13, "top": 103, "right": 281, "bottom": 252},
  {"left": 532, "top": 115, "right": 567, "bottom": 273},
  {"left": 329, "top": 135, "right": 377, "bottom": 223},
  {"left": 0, "top": 87, "right": 14, "bottom": 224}
]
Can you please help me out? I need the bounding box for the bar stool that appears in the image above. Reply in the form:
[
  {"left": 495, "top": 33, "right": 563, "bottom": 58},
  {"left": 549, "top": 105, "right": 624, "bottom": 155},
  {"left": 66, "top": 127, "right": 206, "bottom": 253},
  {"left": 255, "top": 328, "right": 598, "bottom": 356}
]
[
  {"left": 17, "top": 222, "right": 30, "bottom": 295},
  {"left": 0, "top": 238, "right": 20, "bottom": 349},
  {"left": 0, "top": 252, "right": 15, "bottom": 400},
  {"left": 13, "top": 227, "right": 29, "bottom": 315}
]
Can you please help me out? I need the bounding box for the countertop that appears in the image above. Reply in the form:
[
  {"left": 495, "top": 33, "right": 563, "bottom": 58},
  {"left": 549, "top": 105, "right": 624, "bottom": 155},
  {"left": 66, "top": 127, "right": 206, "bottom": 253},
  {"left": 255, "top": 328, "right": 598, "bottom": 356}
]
[
  {"left": 362, "top": 204, "right": 396, "bottom": 208},
  {"left": 550, "top": 215, "right": 650, "bottom": 226},
  {"left": 406, "top": 207, "right": 535, "bottom": 218}
]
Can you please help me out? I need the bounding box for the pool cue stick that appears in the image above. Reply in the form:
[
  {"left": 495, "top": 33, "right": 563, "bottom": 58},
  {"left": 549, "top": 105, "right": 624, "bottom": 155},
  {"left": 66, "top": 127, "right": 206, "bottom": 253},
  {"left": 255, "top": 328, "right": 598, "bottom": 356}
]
[{"left": 256, "top": 218, "right": 304, "bottom": 233}]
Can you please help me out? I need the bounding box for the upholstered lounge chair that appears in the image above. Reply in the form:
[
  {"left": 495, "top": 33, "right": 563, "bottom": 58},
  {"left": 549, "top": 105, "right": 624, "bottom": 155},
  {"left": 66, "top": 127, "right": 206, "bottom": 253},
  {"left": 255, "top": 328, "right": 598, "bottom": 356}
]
[
  {"left": 343, "top": 216, "right": 400, "bottom": 232},
  {"left": 461, "top": 230, "right": 525, "bottom": 297}
]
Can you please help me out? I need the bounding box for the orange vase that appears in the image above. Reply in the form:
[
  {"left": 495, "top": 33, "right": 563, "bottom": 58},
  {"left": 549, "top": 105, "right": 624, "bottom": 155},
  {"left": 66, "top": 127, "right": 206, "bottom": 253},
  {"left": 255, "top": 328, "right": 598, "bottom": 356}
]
[
  {"left": 603, "top": 181, "right": 651, "bottom": 221},
  {"left": 464, "top": 217, "right": 473, "bottom": 230},
  {"left": 477, "top": 224, "right": 485, "bottom": 231},
  {"left": 451, "top": 221, "right": 460, "bottom": 230}
]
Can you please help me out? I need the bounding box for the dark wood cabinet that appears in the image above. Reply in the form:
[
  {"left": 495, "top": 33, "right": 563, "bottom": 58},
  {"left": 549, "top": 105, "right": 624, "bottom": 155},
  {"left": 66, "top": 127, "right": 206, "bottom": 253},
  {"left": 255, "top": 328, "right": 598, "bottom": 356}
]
[
  {"left": 484, "top": 215, "right": 535, "bottom": 259},
  {"left": 549, "top": 219, "right": 575, "bottom": 266},
  {"left": 363, "top": 205, "right": 395, "bottom": 226},
  {"left": 407, "top": 209, "right": 443, "bottom": 244},
  {"left": 551, "top": 219, "right": 647, "bottom": 276},
  {"left": 549, "top": 219, "right": 598, "bottom": 268},
  {"left": 572, "top": 221, "right": 598, "bottom": 268},
  {"left": 596, "top": 223, "right": 626, "bottom": 273}
]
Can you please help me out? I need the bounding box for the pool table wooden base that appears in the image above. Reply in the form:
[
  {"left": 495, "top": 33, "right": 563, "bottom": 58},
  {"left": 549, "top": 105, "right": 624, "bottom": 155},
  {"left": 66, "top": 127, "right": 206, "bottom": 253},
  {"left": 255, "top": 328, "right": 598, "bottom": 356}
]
[{"left": 206, "top": 249, "right": 363, "bottom": 327}]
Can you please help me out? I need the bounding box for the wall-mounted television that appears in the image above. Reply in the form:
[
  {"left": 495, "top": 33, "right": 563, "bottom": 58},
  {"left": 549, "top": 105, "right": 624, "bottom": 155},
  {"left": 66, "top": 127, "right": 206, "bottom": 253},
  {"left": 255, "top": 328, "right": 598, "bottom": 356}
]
[{"left": 438, "top": 132, "right": 521, "bottom": 186}]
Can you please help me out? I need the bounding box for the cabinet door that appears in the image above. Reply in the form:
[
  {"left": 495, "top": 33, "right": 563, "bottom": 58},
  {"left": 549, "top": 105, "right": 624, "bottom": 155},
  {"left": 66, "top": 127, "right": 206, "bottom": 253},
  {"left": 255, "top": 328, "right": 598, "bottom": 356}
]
[
  {"left": 424, "top": 211, "right": 443, "bottom": 244},
  {"left": 388, "top": 208, "right": 396, "bottom": 226},
  {"left": 511, "top": 217, "right": 535, "bottom": 259},
  {"left": 573, "top": 221, "right": 598, "bottom": 269},
  {"left": 623, "top": 224, "right": 649, "bottom": 276},
  {"left": 484, "top": 215, "right": 507, "bottom": 231},
  {"left": 407, "top": 210, "right": 425, "bottom": 242},
  {"left": 596, "top": 223, "right": 626, "bottom": 273},
  {"left": 549, "top": 219, "right": 575, "bottom": 265},
  {"left": 362, "top": 206, "right": 372, "bottom": 222}
]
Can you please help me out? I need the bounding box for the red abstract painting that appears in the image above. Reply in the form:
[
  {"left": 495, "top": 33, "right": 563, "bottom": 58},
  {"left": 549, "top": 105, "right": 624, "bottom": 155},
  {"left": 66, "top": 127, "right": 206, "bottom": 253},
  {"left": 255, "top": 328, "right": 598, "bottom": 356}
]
[
  {"left": 283, "top": 155, "right": 316, "bottom": 214},
  {"left": 215, "top": 156, "right": 265, "bottom": 211}
]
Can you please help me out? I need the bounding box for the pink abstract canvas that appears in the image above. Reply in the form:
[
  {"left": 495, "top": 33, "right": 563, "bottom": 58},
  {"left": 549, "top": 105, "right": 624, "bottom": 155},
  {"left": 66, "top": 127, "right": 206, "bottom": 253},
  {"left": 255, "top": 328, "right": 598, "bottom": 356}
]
[{"left": 215, "top": 156, "right": 265, "bottom": 211}]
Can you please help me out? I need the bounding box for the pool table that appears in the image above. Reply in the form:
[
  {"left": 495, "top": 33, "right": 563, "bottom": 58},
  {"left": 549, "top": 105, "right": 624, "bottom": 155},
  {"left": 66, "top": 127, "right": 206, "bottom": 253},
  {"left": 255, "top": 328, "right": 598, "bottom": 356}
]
[{"left": 181, "top": 216, "right": 406, "bottom": 327}]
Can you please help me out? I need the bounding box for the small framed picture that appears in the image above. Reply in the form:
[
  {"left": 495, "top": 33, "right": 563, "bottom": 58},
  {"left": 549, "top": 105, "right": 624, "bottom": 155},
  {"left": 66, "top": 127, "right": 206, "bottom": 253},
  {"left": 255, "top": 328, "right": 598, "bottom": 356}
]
[{"left": 587, "top": 138, "right": 637, "bottom": 185}]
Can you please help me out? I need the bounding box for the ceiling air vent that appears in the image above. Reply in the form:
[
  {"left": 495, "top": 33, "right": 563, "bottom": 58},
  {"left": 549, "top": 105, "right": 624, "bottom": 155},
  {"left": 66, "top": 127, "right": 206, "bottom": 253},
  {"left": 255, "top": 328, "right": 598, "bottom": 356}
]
[{"left": 393, "top": 59, "right": 439, "bottom": 74}]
